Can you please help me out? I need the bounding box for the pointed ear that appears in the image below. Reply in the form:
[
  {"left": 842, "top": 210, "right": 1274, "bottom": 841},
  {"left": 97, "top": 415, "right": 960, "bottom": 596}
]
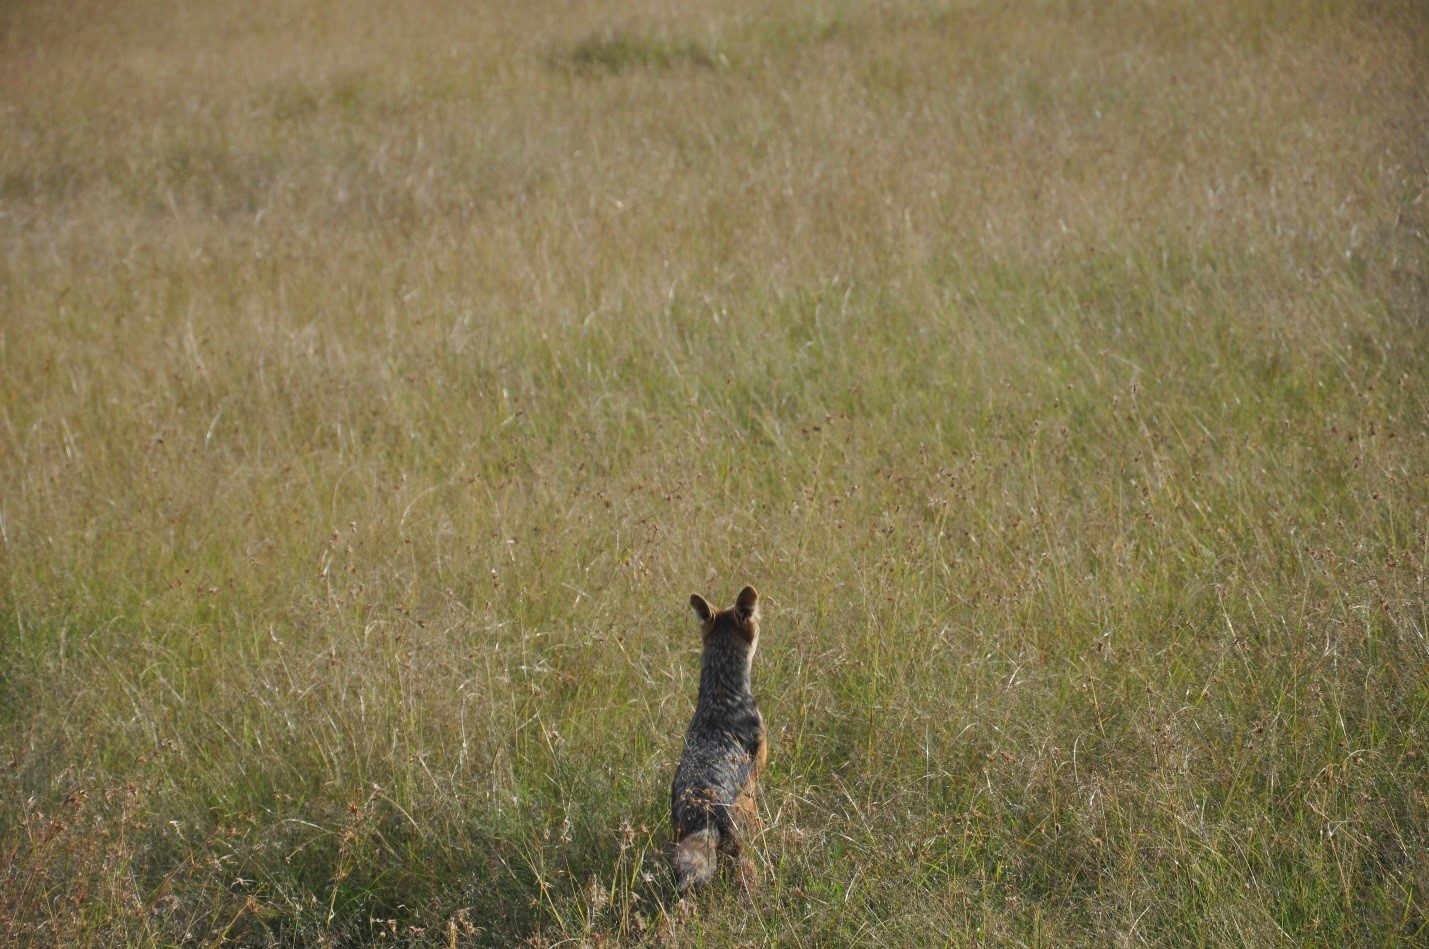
[
  {"left": 734, "top": 585, "right": 759, "bottom": 621},
  {"left": 689, "top": 594, "right": 715, "bottom": 624}
]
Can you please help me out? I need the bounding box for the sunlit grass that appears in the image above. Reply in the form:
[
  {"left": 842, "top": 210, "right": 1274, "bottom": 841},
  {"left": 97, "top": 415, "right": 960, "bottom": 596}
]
[{"left": 1, "top": 0, "right": 1426, "bottom": 944}]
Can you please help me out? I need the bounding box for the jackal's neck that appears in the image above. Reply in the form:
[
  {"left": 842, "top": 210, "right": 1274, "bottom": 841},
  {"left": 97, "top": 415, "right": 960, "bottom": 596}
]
[{"left": 697, "top": 631, "right": 754, "bottom": 701}]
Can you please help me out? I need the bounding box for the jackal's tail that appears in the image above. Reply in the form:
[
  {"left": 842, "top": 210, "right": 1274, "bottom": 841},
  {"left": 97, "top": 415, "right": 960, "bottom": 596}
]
[{"left": 674, "top": 828, "right": 718, "bottom": 892}]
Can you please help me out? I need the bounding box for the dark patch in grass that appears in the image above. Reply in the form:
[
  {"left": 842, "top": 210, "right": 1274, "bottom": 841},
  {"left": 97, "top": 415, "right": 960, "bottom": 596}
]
[
  {"left": 565, "top": 30, "right": 719, "bottom": 75},
  {"left": 0, "top": 164, "right": 83, "bottom": 205}
]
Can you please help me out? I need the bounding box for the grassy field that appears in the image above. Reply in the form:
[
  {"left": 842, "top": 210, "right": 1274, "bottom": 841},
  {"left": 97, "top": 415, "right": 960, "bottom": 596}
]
[{"left": 2, "top": 0, "right": 1427, "bottom": 943}]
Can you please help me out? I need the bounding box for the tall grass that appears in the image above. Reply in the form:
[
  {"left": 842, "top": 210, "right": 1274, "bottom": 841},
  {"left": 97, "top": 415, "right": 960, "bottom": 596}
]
[{"left": 2, "top": 0, "right": 1426, "bottom": 943}]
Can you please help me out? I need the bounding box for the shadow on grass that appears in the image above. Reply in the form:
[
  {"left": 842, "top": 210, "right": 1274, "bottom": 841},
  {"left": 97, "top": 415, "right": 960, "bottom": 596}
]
[
  {"left": 214, "top": 791, "right": 681, "bottom": 945},
  {"left": 562, "top": 30, "right": 720, "bottom": 75}
]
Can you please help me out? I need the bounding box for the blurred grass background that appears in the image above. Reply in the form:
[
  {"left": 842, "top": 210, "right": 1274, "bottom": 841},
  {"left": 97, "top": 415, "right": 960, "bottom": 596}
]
[{"left": 1, "top": 0, "right": 1426, "bottom": 943}]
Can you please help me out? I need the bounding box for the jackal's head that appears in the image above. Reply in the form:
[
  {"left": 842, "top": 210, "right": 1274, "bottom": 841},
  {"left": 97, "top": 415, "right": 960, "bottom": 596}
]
[{"left": 688, "top": 586, "right": 760, "bottom": 657}]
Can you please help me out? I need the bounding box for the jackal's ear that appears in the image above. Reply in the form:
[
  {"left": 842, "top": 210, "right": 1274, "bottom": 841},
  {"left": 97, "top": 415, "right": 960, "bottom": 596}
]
[
  {"left": 734, "top": 585, "right": 759, "bottom": 622},
  {"left": 689, "top": 594, "right": 715, "bottom": 624}
]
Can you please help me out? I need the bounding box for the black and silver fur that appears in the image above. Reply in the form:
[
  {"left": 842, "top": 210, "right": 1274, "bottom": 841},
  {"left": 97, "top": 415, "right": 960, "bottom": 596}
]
[{"left": 671, "top": 585, "right": 766, "bottom": 892}]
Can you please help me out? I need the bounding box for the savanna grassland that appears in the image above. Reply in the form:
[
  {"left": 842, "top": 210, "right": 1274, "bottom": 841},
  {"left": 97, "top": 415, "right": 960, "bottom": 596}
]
[{"left": 2, "top": 0, "right": 1427, "bottom": 944}]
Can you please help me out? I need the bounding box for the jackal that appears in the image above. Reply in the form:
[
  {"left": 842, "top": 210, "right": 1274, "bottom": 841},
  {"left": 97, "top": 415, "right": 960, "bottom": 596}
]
[{"left": 671, "top": 585, "right": 767, "bottom": 892}]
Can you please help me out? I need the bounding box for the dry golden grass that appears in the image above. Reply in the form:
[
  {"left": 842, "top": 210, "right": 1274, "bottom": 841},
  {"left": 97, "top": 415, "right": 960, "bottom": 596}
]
[{"left": 1, "top": 0, "right": 1426, "bottom": 944}]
